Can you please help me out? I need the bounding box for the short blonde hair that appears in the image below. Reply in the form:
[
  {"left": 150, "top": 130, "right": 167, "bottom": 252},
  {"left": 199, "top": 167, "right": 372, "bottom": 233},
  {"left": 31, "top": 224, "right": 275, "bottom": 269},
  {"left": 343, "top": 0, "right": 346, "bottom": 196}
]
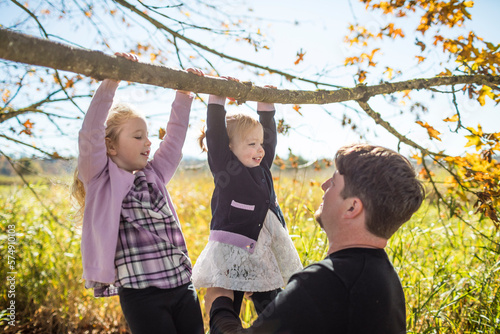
[{"left": 199, "top": 113, "right": 262, "bottom": 151}]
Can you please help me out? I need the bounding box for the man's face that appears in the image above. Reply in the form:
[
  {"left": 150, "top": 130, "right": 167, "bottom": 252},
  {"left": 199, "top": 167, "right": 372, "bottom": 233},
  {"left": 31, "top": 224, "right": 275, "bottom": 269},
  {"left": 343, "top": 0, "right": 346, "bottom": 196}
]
[{"left": 315, "top": 170, "right": 346, "bottom": 229}]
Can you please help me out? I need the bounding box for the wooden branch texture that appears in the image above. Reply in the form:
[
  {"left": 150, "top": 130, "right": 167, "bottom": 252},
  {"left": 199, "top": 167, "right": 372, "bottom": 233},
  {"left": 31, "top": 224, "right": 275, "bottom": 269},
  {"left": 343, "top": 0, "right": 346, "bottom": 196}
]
[{"left": 1, "top": 28, "right": 499, "bottom": 104}]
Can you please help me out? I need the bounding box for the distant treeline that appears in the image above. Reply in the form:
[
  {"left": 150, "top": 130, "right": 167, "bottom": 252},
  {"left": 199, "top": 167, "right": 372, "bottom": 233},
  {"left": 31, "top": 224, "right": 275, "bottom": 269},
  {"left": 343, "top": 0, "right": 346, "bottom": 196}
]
[
  {"left": 0, "top": 155, "right": 76, "bottom": 177},
  {"left": 0, "top": 153, "right": 332, "bottom": 177}
]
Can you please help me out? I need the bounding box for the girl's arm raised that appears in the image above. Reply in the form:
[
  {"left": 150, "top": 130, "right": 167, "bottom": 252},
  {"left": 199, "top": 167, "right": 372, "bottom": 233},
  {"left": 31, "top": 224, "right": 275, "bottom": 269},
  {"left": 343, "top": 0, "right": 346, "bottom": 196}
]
[
  {"left": 206, "top": 95, "right": 233, "bottom": 173},
  {"left": 78, "top": 79, "right": 119, "bottom": 184},
  {"left": 258, "top": 102, "right": 278, "bottom": 168},
  {"left": 151, "top": 68, "right": 204, "bottom": 183},
  {"left": 205, "top": 76, "right": 239, "bottom": 173},
  {"left": 151, "top": 91, "right": 193, "bottom": 183}
]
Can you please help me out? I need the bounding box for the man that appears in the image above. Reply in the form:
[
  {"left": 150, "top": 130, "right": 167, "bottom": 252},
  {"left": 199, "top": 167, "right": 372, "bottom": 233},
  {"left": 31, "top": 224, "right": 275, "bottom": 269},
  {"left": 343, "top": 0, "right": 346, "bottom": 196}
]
[{"left": 205, "top": 143, "right": 425, "bottom": 334}]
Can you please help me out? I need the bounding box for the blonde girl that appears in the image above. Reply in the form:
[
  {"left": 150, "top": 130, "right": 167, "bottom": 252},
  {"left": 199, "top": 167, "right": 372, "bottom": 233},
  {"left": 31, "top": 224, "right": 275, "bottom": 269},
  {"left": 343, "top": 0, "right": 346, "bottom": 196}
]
[
  {"left": 192, "top": 77, "right": 303, "bottom": 316},
  {"left": 72, "top": 52, "right": 204, "bottom": 334}
]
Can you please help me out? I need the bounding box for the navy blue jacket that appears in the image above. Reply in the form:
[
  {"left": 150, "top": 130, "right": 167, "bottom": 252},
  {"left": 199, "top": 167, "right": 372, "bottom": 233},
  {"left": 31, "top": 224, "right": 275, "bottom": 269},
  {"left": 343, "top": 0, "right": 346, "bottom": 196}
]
[{"left": 206, "top": 103, "right": 285, "bottom": 253}]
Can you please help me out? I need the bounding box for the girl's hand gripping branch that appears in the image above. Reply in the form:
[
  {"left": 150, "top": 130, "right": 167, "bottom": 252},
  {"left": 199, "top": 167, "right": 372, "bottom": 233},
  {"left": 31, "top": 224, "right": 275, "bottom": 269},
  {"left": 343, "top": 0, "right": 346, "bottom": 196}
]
[{"left": 177, "top": 68, "right": 205, "bottom": 95}]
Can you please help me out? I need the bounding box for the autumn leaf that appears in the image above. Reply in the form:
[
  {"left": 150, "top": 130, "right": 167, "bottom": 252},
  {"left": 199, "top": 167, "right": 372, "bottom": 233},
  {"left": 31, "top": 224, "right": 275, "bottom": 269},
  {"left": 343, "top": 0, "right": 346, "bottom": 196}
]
[
  {"left": 416, "top": 55, "right": 426, "bottom": 63},
  {"left": 20, "top": 119, "right": 34, "bottom": 136},
  {"left": 416, "top": 40, "right": 426, "bottom": 51},
  {"left": 294, "top": 49, "right": 306, "bottom": 65},
  {"left": 443, "top": 114, "right": 459, "bottom": 122},
  {"left": 292, "top": 104, "right": 302, "bottom": 115},
  {"left": 65, "top": 77, "right": 75, "bottom": 88},
  {"left": 159, "top": 127, "right": 166, "bottom": 140},
  {"left": 383, "top": 67, "right": 394, "bottom": 79},
  {"left": 464, "top": 134, "right": 483, "bottom": 150},
  {"left": 416, "top": 120, "right": 442, "bottom": 141},
  {"left": 478, "top": 85, "right": 495, "bottom": 106},
  {"left": 357, "top": 70, "right": 367, "bottom": 83},
  {"left": 411, "top": 153, "right": 423, "bottom": 165},
  {"left": 2, "top": 89, "right": 10, "bottom": 103}
]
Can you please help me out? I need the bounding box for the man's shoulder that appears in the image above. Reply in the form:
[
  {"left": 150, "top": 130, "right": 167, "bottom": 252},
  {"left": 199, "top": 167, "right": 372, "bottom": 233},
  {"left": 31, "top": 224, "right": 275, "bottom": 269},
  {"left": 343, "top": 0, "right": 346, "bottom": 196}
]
[{"left": 295, "top": 248, "right": 389, "bottom": 283}]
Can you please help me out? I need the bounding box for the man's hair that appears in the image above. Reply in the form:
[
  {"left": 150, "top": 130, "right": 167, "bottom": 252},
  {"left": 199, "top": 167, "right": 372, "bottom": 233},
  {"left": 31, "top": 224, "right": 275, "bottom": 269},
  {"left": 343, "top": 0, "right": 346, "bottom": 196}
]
[{"left": 335, "top": 143, "right": 425, "bottom": 239}]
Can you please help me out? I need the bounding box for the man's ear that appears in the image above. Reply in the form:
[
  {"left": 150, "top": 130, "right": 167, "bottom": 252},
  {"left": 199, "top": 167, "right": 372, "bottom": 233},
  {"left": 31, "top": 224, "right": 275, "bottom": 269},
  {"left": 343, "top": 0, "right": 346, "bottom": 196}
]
[
  {"left": 344, "top": 198, "right": 363, "bottom": 219},
  {"left": 105, "top": 138, "right": 117, "bottom": 156}
]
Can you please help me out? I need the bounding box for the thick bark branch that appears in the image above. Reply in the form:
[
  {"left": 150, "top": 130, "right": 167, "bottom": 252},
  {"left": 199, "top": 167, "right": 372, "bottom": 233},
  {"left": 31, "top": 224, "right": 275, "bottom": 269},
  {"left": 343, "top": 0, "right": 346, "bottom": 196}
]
[{"left": 1, "top": 28, "right": 499, "bottom": 104}]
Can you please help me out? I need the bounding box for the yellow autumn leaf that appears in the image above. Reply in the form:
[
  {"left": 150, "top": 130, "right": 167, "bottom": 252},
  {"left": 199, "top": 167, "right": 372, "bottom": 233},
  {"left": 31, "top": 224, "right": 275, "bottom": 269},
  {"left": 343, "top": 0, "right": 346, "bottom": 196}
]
[
  {"left": 384, "top": 67, "right": 394, "bottom": 79},
  {"left": 443, "top": 114, "right": 459, "bottom": 122},
  {"left": 411, "top": 153, "right": 422, "bottom": 165},
  {"left": 477, "top": 85, "right": 495, "bottom": 106},
  {"left": 466, "top": 124, "right": 483, "bottom": 137},
  {"left": 464, "top": 134, "right": 483, "bottom": 151}
]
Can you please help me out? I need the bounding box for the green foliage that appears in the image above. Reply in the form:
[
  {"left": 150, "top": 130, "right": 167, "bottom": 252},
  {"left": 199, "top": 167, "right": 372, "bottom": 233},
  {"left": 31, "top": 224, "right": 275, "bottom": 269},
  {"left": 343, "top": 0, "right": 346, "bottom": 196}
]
[{"left": 1, "top": 170, "right": 499, "bottom": 333}]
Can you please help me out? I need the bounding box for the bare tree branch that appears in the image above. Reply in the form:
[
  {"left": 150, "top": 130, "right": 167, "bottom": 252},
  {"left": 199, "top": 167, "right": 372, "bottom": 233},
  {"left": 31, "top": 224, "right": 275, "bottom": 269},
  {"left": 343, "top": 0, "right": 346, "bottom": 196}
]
[
  {"left": 113, "top": 0, "right": 344, "bottom": 89},
  {"left": 356, "top": 100, "right": 443, "bottom": 157},
  {"left": 0, "top": 133, "right": 64, "bottom": 159}
]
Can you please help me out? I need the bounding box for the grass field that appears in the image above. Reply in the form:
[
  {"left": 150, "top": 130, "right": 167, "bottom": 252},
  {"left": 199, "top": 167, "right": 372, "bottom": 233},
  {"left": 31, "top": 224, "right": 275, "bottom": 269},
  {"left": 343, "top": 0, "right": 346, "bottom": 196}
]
[{"left": 0, "top": 167, "right": 499, "bottom": 333}]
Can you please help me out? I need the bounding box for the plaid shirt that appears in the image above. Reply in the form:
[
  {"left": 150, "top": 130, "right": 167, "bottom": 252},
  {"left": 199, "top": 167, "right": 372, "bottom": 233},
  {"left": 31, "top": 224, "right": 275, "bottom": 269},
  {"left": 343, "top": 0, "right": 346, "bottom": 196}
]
[{"left": 92, "top": 171, "right": 192, "bottom": 297}]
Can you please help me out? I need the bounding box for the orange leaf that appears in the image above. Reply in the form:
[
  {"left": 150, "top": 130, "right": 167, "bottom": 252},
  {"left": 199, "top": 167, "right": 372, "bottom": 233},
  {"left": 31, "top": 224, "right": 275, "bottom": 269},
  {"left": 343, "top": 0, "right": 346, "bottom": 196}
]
[
  {"left": 416, "top": 120, "right": 441, "bottom": 141},
  {"left": 2, "top": 89, "right": 10, "bottom": 103},
  {"left": 292, "top": 105, "right": 302, "bottom": 115},
  {"left": 294, "top": 49, "right": 306, "bottom": 65},
  {"left": 416, "top": 55, "right": 426, "bottom": 63},
  {"left": 23, "top": 119, "right": 34, "bottom": 129},
  {"left": 159, "top": 127, "right": 166, "bottom": 140}
]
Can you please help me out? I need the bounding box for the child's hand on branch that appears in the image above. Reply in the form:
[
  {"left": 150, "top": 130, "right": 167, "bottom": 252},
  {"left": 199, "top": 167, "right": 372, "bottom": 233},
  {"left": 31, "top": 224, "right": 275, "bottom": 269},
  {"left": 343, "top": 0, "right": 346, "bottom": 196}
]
[
  {"left": 178, "top": 68, "right": 205, "bottom": 95},
  {"left": 257, "top": 84, "right": 277, "bottom": 112},
  {"left": 114, "top": 52, "right": 139, "bottom": 62},
  {"left": 221, "top": 76, "right": 239, "bottom": 102}
]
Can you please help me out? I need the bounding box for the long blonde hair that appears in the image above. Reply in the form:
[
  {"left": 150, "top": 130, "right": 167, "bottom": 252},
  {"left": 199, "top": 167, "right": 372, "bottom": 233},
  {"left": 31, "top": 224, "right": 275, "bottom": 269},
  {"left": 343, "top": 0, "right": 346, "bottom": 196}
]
[
  {"left": 71, "top": 103, "right": 145, "bottom": 220},
  {"left": 199, "top": 113, "right": 262, "bottom": 152}
]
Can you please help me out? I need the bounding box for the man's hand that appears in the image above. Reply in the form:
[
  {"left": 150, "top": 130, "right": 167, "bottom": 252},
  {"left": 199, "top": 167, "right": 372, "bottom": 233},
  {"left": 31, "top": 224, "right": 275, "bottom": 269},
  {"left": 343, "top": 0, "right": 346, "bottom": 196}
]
[{"left": 204, "top": 287, "right": 234, "bottom": 315}]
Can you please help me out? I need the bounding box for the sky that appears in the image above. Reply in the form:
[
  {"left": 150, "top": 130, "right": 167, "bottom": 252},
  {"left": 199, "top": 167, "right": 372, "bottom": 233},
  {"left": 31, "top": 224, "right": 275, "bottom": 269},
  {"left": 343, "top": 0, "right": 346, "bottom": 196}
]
[{"left": 1, "top": 0, "right": 499, "bottom": 162}]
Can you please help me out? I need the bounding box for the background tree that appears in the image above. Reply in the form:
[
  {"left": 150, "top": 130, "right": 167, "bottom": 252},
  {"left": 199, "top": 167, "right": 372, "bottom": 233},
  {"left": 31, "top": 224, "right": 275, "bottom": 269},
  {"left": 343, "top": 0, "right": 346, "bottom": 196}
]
[{"left": 0, "top": 0, "right": 499, "bottom": 226}]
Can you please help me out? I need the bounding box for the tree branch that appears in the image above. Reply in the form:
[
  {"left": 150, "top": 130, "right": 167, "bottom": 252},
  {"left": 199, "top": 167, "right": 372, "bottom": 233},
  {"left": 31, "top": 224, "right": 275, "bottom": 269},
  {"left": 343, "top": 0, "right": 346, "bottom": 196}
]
[
  {"left": 113, "top": 0, "right": 344, "bottom": 89},
  {"left": 356, "top": 100, "right": 444, "bottom": 157},
  {"left": 1, "top": 28, "right": 499, "bottom": 105},
  {"left": 0, "top": 133, "right": 64, "bottom": 159}
]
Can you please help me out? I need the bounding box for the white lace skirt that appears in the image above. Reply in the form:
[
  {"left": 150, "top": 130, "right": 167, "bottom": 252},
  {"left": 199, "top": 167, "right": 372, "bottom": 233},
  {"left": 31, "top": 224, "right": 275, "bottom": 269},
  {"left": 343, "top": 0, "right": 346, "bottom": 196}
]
[{"left": 192, "top": 210, "right": 303, "bottom": 292}]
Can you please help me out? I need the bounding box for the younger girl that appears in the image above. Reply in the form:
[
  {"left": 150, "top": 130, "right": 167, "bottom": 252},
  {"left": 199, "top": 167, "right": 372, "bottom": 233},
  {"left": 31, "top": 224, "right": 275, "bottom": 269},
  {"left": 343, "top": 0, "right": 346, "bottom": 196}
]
[
  {"left": 72, "top": 52, "right": 204, "bottom": 334},
  {"left": 192, "top": 77, "right": 303, "bottom": 315}
]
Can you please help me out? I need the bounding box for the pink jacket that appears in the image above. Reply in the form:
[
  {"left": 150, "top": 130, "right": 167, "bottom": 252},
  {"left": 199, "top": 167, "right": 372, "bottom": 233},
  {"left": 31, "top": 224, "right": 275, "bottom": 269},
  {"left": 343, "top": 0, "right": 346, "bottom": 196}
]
[{"left": 78, "top": 79, "right": 193, "bottom": 284}]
